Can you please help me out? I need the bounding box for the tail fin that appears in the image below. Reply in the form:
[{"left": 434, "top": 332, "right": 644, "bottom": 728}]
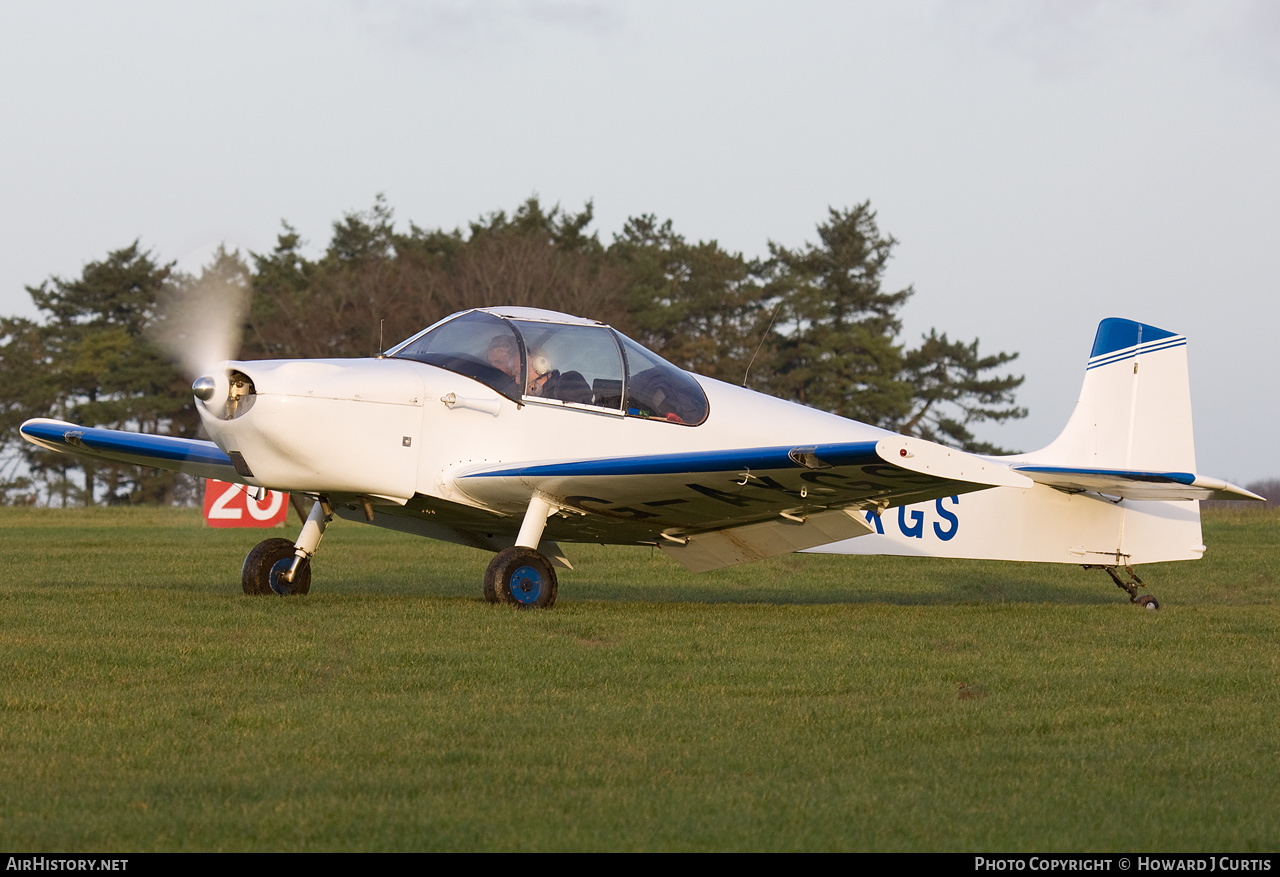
[
  {"left": 1014, "top": 318, "right": 1257, "bottom": 502},
  {"left": 1030, "top": 318, "right": 1195, "bottom": 472},
  {"left": 811, "top": 318, "right": 1258, "bottom": 566}
]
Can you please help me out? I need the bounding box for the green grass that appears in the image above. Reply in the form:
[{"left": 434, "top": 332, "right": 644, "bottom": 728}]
[{"left": 1, "top": 506, "right": 1278, "bottom": 851}]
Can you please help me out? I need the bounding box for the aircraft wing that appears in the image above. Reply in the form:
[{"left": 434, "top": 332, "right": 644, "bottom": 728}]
[
  {"left": 453, "top": 435, "right": 1034, "bottom": 571},
  {"left": 19, "top": 418, "right": 244, "bottom": 483}
]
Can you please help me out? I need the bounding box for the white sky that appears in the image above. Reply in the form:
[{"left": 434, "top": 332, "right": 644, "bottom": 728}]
[{"left": 3, "top": 0, "right": 1277, "bottom": 483}]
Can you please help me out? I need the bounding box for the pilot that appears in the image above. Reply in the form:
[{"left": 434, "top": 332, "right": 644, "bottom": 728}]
[
  {"left": 486, "top": 335, "right": 523, "bottom": 387},
  {"left": 487, "top": 336, "right": 558, "bottom": 397},
  {"left": 488, "top": 335, "right": 592, "bottom": 403}
]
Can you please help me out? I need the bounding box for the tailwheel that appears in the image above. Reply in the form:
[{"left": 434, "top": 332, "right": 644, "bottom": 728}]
[
  {"left": 486, "top": 546, "right": 558, "bottom": 609},
  {"left": 1085, "top": 564, "right": 1159, "bottom": 610},
  {"left": 242, "top": 537, "right": 311, "bottom": 596}
]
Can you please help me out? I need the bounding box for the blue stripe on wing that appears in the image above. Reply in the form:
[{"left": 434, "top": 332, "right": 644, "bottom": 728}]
[
  {"left": 20, "top": 419, "right": 237, "bottom": 477},
  {"left": 461, "top": 440, "right": 883, "bottom": 479}
]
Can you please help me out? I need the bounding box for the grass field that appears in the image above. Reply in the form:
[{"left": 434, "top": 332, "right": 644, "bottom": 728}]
[{"left": 1, "top": 505, "right": 1277, "bottom": 851}]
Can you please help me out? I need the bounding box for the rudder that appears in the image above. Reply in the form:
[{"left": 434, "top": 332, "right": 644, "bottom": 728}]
[{"left": 1028, "top": 318, "right": 1196, "bottom": 473}]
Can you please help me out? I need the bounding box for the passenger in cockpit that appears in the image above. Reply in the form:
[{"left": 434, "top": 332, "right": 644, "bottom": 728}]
[
  {"left": 526, "top": 348, "right": 592, "bottom": 404},
  {"left": 525, "top": 349, "right": 553, "bottom": 396}
]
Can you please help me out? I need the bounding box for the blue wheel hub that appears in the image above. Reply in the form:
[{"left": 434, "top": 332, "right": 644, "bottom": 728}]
[
  {"left": 269, "top": 556, "right": 296, "bottom": 595},
  {"left": 510, "top": 565, "right": 544, "bottom": 604}
]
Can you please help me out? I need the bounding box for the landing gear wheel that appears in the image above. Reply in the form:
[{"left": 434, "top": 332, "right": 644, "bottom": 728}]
[
  {"left": 485, "top": 546, "right": 557, "bottom": 609},
  {"left": 1085, "top": 564, "right": 1155, "bottom": 608},
  {"left": 483, "top": 566, "right": 500, "bottom": 604},
  {"left": 242, "top": 537, "right": 311, "bottom": 596}
]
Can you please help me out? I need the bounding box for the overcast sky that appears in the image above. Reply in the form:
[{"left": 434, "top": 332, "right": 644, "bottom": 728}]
[{"left": 3, "top": 0, "right": 1277, "bottom": 483}]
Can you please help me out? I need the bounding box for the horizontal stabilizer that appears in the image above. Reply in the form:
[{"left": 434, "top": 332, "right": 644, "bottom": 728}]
[
  {"left": 1014, "top": 465, "right": 1263, "bottom": 502},
  {"left": 19, "top": 418, "right": 243, "bottom": 483}
]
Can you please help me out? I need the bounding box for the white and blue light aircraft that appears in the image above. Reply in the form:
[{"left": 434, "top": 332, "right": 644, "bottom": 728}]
[{"left": 20, "top": 308, "right": 1261, "bottom": 608}]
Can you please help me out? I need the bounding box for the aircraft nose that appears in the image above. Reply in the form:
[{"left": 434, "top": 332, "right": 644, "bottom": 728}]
[
  {"left": 192, "top": 376, "right": 216, "bottom": 401},
  {"left": 191, "top": 366, "right": 240, "bottom": 420}
]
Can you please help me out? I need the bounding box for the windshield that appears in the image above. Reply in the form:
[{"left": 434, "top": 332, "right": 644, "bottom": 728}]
[{"left": 390, "top": 310, "right": 524, "bottom": 399}]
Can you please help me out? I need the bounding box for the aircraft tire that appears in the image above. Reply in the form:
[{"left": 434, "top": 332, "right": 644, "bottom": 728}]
[
  {"left": 242, "top": 537, "right": 311, "bottom": 596},
  {"left": 487, "top": 546, "right": 557, "bottom": 609},
  {"left": 1136, "top": 594, "right": 1160, "bottom": 610},
  {"left": 482, "top": 562, "right": 500, "bottom": 604}
]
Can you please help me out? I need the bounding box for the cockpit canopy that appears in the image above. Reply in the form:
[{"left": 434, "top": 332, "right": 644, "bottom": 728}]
[{"left": 386, "top": 308, "right": 709, "bottom": 426}]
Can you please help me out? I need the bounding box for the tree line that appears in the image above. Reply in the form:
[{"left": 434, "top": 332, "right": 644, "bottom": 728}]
[{"left": 0, "top": 196, "right": 1027, "bottom": 506}]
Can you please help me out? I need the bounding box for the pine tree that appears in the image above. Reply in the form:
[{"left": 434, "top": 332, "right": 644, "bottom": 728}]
[
  {"left": 5, "top": 243, "right": 195, "bottom": 504},
  {"left": 764, "top": 203, "right": 915, "bottom": 425}
]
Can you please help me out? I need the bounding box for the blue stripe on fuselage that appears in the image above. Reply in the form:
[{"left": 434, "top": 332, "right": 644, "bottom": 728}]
[{"left": 461, "top": 440, "right": 883, "bottom": 479}]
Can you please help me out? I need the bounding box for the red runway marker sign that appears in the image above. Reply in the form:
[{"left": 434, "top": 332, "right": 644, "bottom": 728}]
[{"left": 202, "top": 479, "right": 289, "bottom": 528}]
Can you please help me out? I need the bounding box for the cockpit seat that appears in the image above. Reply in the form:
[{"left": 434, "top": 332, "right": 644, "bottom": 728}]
[{"left": 541, "top": 370, "right": 592, "bottom": 405}]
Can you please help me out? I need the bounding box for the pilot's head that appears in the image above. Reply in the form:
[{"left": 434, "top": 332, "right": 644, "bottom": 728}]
[{"left": 487, "top": 335, "right": 520, "bottom": 379}]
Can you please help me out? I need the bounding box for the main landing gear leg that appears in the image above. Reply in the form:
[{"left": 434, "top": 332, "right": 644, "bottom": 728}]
[
  {"left": 485, "top": 494, "right": 559, "bottom": 609},
  {"left": 1085, "top": 564, "right": 1160, "bottom": 610},
  {"left": 242, "top": 499, "right": 331, "bottom": 596}
]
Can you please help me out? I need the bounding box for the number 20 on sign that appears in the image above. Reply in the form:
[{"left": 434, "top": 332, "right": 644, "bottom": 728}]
[{"left": 202, "top": 479, "right": 289, "bottom": 528}]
